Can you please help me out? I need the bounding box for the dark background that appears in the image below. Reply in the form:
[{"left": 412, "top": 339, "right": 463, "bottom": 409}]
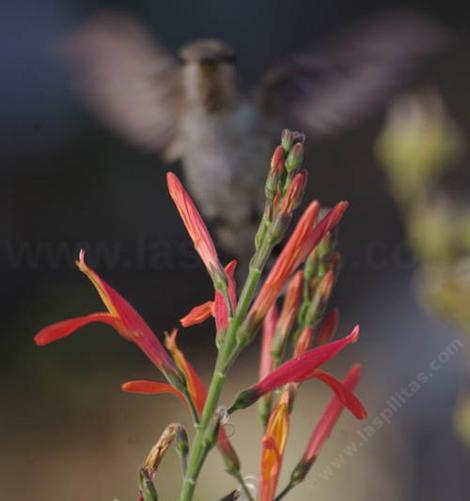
[{"left": 1, "top": 1, "right": 470, "bottom": 499}]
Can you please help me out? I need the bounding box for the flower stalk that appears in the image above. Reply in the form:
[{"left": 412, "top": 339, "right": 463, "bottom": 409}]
[{"left": 34, "top": 130, "right": 366, "bottom": 501}]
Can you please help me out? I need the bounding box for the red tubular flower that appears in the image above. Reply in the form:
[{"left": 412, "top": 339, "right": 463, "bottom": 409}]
[
  {"left": 179, "top": 260, "right": 237, "bottom": 333},
  {"left": 122, "top": 380, "right": 186, "bottom": 403},
  {"left": 304, "top": 364, "right": 363, "bottom": 463},
  {"left": 259, "top": 303, "right": 279, "bottom": 380},
  {"left": 250, "top": 201, "right": 348, "bottom": 324},
  {"left": 229, "top": 326, "right": 360, "bottom": 413},
  {"left": 310, "top": 369, "right": 366, "bottom": 419},
  {"left": 260, "top": 390, "right": 290, "bottom": 501},
  {"left": 167, "top": 172, "right": 225, "bottom": 283},
  {"left": 34, "top": 250, "right": 175, "bottom": 374},
  {"left": 180, "top": 301, "right": 213, "bottom": 328}
]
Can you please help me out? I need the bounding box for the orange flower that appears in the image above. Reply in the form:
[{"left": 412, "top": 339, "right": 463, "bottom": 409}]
[
  {"left": 34, "top": 250, "right": 175, "bottom": 374},
  {"left": 167, "top": 172, "right": 225, "bottom": 283},
  {"left": 180, "top": 301, "right": 213, "bottom": 328},
  {"left": 164, "top": 329, "right": 207, "bottom": 413},
  {"left": 179, "top": 260, "right": 238, "bottom": 333},
  {"left": 260, "top": 390, "right": 290, "bottom": 501},
  {"left": 250, "top": 201, "right": 348, "bottom": 324},
  {"left": 122, "top": 380, "right": 186, "bottom": 403}
]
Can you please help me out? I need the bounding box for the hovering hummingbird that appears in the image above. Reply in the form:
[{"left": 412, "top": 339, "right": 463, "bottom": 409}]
[{"left": 62, "top": 10, "right": 448, "bottom": 262}]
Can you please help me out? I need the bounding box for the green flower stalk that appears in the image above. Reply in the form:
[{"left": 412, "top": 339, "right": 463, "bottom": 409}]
[{"left": 34, "top": 130, "right": 366, "bottom": 501}]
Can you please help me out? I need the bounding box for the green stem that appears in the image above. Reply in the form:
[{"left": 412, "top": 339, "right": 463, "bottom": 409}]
[
  {"left": 274, "top": 482, "right": 294, "bottom": 501},
  {"left": 183, "top": 388, "right": 200, "bottom": 426},
  {"left": 234, "top": 471, "right": 255, "bottom": 501},
  {"left": 179, "top": 239, "right": 273, "bottom": 501}
]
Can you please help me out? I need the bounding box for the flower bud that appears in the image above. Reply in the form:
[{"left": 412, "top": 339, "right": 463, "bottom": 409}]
[
  {"left": 271, "top": 271, "right": 303, "bottom": 363},
  {"left": 305, "top": 271, "right": 335, "bottom": 327},
  {"left": 265, "top": 146, "right": 285, "bottom": 201},
  {"left": 288, "top": 460, "right": 313, "bottom": 487},
  {"left": 268, "top": 213, "right": 292, "bottom": 246},
  {"left": 281, "top": 129, "right": 295, "bottom": 152},
  {"left": 316, "top": 308, "right": 340, "bottom": 346},
  {"left": 294, "top": 326, "right": 314, "bottom": 357},
  {"left": 228, "top": 387, "right": 260, "bottom": 414},
  {"left": 175, "top": 425, "right": 189, "bottom": 471},
  {"left": 317, "top": 270, "right": 335, "bottom": 301},
  {"left": 279, "top": 170, "right": 308, "bottom": 214},
  {"left": 285, "top": 143, "right": 304, "bottom": 172}
]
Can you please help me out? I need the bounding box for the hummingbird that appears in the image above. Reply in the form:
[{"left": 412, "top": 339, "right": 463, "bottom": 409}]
[{"left": 62, "top": 10, "right": 448, "bottom": 263}]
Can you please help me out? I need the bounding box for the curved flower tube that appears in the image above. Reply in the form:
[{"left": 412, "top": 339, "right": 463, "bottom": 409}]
[
  {"left": 167, "top": 172, "right": 226, "bottom": 285},
  {"left": 229, "top": 326, "right": 365, "bottom": 419},
  {"left": 34, "top": 250, "right": 176, "bottom": 375}
]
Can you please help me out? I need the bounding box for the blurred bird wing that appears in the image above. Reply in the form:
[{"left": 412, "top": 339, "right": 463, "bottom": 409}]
[
  {"left": 61, "top": 12, "right": 182, "bottom": 160},
  {"left": 256, "top": 11, "right": 449, "bottom": 139}
]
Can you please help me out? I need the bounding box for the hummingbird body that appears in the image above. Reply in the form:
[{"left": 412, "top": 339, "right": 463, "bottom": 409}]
[
  {"left": 63, "top": 11, "right": 447, "bottom": 262},
  {"left": 181, "top": 100, "right": 271, "bottom": 255},
  {"left": 175, "top": 40, "right": 273, "bottom": 256}
]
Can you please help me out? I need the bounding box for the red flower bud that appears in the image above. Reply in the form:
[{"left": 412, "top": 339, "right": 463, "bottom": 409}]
[{"left": 279, "top": 170, "right": 308, "bottom": 214}]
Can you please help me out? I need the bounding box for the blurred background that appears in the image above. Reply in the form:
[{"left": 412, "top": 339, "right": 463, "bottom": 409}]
[{"left": 2, "top": 0, "right": 470, "bottom": 499}]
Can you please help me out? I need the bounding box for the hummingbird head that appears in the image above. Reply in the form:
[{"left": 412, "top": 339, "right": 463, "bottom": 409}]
[{"left": 178, "top": 39, "right": 238, "bottom": 112}]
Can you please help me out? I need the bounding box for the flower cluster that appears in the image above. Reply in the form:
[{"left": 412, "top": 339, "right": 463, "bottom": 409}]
[{"left": 35, "top": 130, "right": 366, "bottom": 501}]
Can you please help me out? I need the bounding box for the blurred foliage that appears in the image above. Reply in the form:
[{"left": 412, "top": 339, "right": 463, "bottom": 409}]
[
  {"left": 376, "top": 91, "right": 464, "bottom": 205},
  {"left": 376, "top": 90, "right": 470, "bottom": 333},
  {"left": 376, "top": 89, "right": 470, "bottom": 446},
  {"left": 454, "top": 393, "right": 470, "bottom": 448}
]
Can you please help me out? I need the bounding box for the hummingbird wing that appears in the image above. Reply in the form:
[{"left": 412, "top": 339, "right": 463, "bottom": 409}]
[
  {"left": 60, "top": 12, "right": 181, "bottom": 160},
  {"left": 256, "top": 11, "right": 450, "bottom": 139}
]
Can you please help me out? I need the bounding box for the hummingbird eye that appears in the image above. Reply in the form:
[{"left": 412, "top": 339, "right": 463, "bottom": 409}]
[
  {"left": 223, "top": 54, "right": 237, "bottom": 64},
  {"left": 199, "top": 57, "right": 218, "bottom": 65}
]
